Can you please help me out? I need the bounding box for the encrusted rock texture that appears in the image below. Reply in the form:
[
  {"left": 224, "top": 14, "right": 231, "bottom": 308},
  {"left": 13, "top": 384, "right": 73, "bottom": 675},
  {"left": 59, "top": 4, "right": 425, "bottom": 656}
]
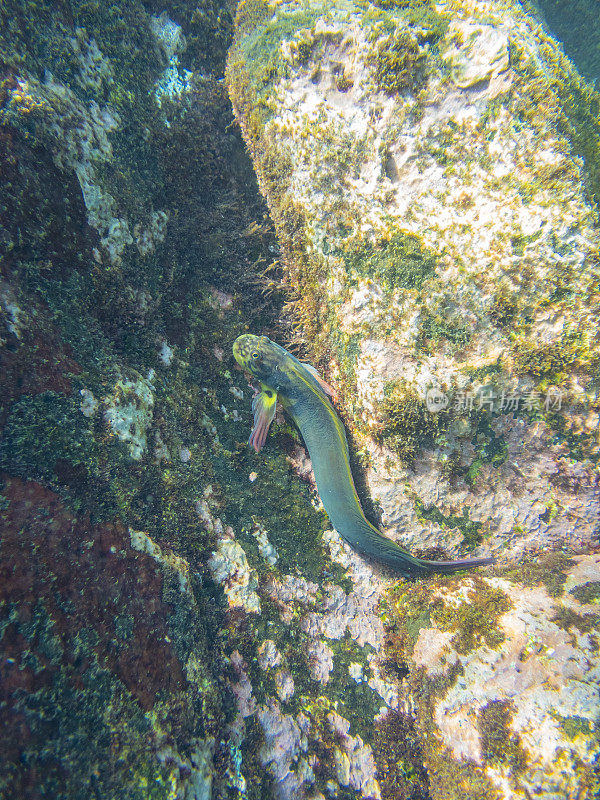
[
  {"left": 0, "top": 2, "right": 439, "bottom": 799},
  {"left": 0, "top": 1, "right": 293, "bottom": 797},
  {"left": 2, "top": 0, "right": 599, "bottom": 798},
  {"left": 0, "top": 1, "right": 246, "bottom": 796},
  {"left": 226, "top": 0, "right": 600, "bottom": 797}
]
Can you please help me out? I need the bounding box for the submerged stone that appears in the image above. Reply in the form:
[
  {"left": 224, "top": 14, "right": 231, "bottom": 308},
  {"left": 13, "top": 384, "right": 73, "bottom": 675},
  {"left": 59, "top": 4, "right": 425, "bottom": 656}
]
[{"left": 227, "top": 0, "right": 600, "bottom": 795}]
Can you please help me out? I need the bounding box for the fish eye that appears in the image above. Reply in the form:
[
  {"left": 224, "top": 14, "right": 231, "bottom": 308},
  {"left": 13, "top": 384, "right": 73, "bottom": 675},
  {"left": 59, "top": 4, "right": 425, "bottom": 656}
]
[{"left": 251, "top": 351, "right": 260, "bottom": 361}]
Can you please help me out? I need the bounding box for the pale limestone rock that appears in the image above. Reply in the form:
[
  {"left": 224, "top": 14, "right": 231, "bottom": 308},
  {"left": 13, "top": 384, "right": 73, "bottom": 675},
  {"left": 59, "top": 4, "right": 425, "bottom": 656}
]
[
  {"left": 305, "top": 639, "right": 334, "bottom": 684},
  {"left": 103, "top": 374, "right": 154, "bottom": 460},
  {"left": 227, "top": 0, "right": 600, "bottom": 794},
  {"left": 208, "top": 538, "right": 261, "bottom": 614},
  {"left": 230, "top": 650, "right": 257, "bottom": 718},
  {"left": 327, "top": 713, "right": 381, "bottom": 798},
  {"left": 258, "top": 639, "right": 283, "bottom": 670},
  {"left": 408, "top": 561, "right": 600, "bottom": 798},
  {"left": 275, "top": 668, "right": 295, "bottom": 702},
  {"left": 443, "top": 22, "right": 510, "bottom": 89},
  {"left": 257, "top": 700, "right": 307, "bottom": 800},
  {"left": 228, "top": 0, "right": 599, "bottom": 566}
]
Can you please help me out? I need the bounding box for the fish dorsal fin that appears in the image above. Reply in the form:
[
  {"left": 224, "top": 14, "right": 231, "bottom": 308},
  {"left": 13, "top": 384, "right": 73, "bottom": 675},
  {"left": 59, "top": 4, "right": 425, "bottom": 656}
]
[
  {"left": 249, "top": 387, "right": 278, "bottom": 453},
  {"left": 301, "top": 362, "right": 339, "bottom": 402}
]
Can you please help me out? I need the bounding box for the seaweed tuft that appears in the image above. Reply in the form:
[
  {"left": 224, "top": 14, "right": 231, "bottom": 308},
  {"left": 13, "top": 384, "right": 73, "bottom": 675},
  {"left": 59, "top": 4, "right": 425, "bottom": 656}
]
[{"left": 478, "top": 699, "right": 528, "bottom": 773}]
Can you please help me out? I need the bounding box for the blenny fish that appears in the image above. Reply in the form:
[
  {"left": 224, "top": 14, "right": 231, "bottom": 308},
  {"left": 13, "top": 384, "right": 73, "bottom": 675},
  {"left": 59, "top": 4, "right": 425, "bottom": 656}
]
[{"left": 233, "top": 334, "right": 494, "bottom": 578}]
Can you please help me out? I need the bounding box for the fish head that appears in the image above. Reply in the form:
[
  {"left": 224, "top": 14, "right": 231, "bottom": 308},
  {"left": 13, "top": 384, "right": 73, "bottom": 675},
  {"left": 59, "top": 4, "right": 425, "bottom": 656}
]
[{"left": 233, "top": 334, "right": 291, "bottom": 393}]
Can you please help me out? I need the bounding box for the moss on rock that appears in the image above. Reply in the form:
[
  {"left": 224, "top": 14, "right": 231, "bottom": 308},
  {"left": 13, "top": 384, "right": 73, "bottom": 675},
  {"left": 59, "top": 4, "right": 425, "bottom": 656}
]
[
  {"left": 343, "top": 231, "right": 438, "bottom": 294},
  {"left": 375, "top": 378, "right": 443, "bottom": 465},
  {"left": 478, "top": 699, "right": 528, "bottom": 774},
  {"left": 432, "top": 579, "right": 511, "bottom": 655},
  {"left": 502, "top": 552, "right": 574, "bottom": 597},
  {"left": 372, "top": 710, "right": 430, "bottom": 800},
  {"left": 512, "top": 329, "right": 594, "bottom": 382},
  {"left": 370, "top": 29, "right": 428, "bottom": 95},
  {"left": 569, "top": 580, "right": 600, "bottom": 605},
  {"left": 0, "top": 391, "right": 98, "bottom": 488}
]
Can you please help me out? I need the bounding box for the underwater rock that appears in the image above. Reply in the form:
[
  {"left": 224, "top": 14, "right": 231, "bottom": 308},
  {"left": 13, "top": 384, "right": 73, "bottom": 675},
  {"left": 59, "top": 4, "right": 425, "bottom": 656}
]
[
  {"left": 305, "top": 638, "right": 335, "bottom": 684},
  {"left": 256, "top": 700, "right": 310, "bottom": 799},
  {"left": 391, "top": 557, "right": 600, "bottom": 799},
  {"left": 0, "top": 0, "right": 297, "bottom": 796},
  {"left": 443, "top": 21, "right": 510, "bottom": 89},
  {"left": 208, "top": 526, "right": 262, "bottom": 614},
  {"left": 227, "top": 0, "right": 600, "bottom": 795},
  {"left": 1, "top": 0, "right": 598, "bottom": 796},
  {"left": 103, "top": 374, "right": 155, "bottom": 461},
  {"left": 258, "top": 639, "right": 283, "bottom": 669},
  {"left": 227, "top": 0, "right": 599, "bottom": 561},
  {"left": 0, "top": 478, "right": 226, "bottom": 799}
]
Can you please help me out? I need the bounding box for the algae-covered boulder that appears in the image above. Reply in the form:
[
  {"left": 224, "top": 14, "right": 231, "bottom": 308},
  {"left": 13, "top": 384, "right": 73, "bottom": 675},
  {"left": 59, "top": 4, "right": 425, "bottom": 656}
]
[
  {"left": 0, "top": 1, "right": 256, "bottom": 796},
  {"left": 226, "top": 0, "right": 600, "bottom": 795},
  {"left": 0, "top": 2, "right": 431, "bottom": 798},
  {"left": 227, "top": 0, "right": 599, "bottom": 562},
  {"left": 2, "top": 0, "right": 599, "bottom": 797},
  {"left": 384, "top": 554, "right": 600, "bottom": 799}
]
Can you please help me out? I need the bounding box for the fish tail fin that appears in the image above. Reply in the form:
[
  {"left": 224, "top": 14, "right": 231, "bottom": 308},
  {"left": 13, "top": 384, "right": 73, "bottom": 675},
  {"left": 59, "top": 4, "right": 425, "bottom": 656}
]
[
  {"left": 342, "top": 522, "right": 495, "bottom": 578},
  {"left": 418, "top": 554, "right": 496, "bottom": 575}
]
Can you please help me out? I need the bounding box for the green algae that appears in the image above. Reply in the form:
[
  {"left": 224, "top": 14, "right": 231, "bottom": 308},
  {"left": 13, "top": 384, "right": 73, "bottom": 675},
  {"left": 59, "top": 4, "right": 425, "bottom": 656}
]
[
  {"left": 408, "top": 666, "right": 501, "bottom": 800},
  {"left": 370, "top": 30, "right": 428, "bottom": 95},
  {"left": 234, "top": 0, "right": 326, "bottom": 106},
  {"left": 342, "top": 231, "right": 437, "bottom": 294},
  {"left": 0, "top": 0, "right": 161, "bottom": 107},
  {"left": 368, "top": 0, "right": 449, "bottom": 45},
  {"left": 211, "top": 417, "right": 344, "bottom": 583},
  {"left": 417, "top": 307, "right": 472, "bottom": 350},
  {"left": 312, "top": 127, "right": 368, "bottom": 192},
  {"left": 546, "top": 407, "right": 600, "bottom": 464},
  {"left": 183, "top": 0, "right": 235, "bottom": 77},
  {"left": 432, "top": 580, "right": 511, "bottom": 655},
  {"left": 324, "top": 326, "right": 361, "bottom": 398},
  {"left": 478, "top": 699, "right": 528, "bottom": 774},
  {"left": 470, "top": 414, "right": 508, "bottom": 470},
  {"left": 372, "top": 710, "right": 430, "bottom": 800},
  {"left": 5, "top": 612, "right": 174, "bottom": 800},
  {"left": 551, "top": 604, "right": 600, "bottom": 635},
  {"left": 412, "top": 749, "right": 499, "bottom": 800},
  {"left": 386, "top": 574, "right": 509, "bottom": 668},
  {"left": 555, "top": 713, "right": 594, "bottom": 741},
  {"left": 413, "top": 496, "right": 484, "bottom": 549},
  {"left": 0, "top": 391, "right": 98, "bottom": 487},
  {"left": 502, "top": 552, "right": 574, "bottom": 598},
  {"left": 416, "top": 120, "right": 471, "bottom": 171},
  {"left": 510, "top": 36, "right": 600, "bottom": 210},
  {"left": 375, "top": 378, "right": 442, "bottom": 465},
  {"left": 292, "top": 635, "right": 382, "bottom": 743},
  {"left": 20, "top": 271, "right": 116, "bottom": 379},
  {"left": 512, "top": 328, "right": 594, "bottom": 383},
  {"left": 570, "top": 581, "right": 600, "bottom": 605},
  {"left": 489, "top": 289, "right": 519, "bottom": 329},
  {"left": 382, "top": 582, "right": 438, "bottom": 664}
]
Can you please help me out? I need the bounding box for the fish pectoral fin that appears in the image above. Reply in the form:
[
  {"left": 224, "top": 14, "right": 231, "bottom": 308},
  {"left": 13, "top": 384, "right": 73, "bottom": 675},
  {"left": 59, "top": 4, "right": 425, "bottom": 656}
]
[
  {"left": 249, "top": 388, "right": 278, "bottom": 453},
  {"left": 301, "top": 362, "right": 339, "bottom": 401}
]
